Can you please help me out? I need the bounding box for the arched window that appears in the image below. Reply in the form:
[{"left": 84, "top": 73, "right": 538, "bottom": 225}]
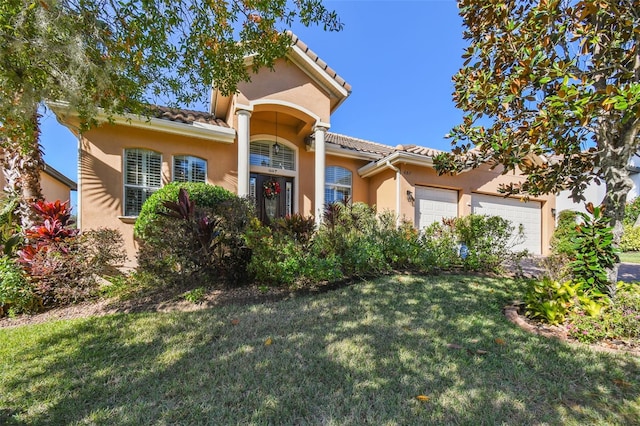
[
  {"left": 173, "top": 155, "right": 207, "bottom": 183},
  {"left": 250, "top": 141, "right": 295, "bottom": 171},
  {"left": 124, "top": 148, "right": 161, "bottom": 216},
  {"left": 325, "top": 166, "right": 352, "bottom": 204}
]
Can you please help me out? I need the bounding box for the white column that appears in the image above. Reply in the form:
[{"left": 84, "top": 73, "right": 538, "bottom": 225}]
[
  {"left": 236, "top": 109, "right": 251, "bottom": 197},
  {"left": 314, "top": 125, "right": 328, "bottom": 227}
]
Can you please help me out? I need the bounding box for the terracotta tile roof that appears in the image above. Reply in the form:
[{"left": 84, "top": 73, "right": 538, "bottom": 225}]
[
  {"left": 287, "top": 32, "right": 352, "bottom": 93},
  {"left": 394, "top": 144, "right": 443, "bottom": 158},
  {"left": 315, "top": 132, "right": 395, "bottom": 157},
  {"left": 149, "top": 106, "right": 229, "bottom": 127}
]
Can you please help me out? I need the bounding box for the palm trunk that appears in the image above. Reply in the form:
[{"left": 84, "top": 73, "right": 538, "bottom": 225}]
[{"left": 1, "top": 105, "right": 44, "bottom": 230}]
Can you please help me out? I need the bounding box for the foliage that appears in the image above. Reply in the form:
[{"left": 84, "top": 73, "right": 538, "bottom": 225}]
[
  {"left": 0, "top": 0, "right": 341, "bottom": 229},
  {"left": 550, "top": 210, "right": 578, "bottom": 257},
  {"left": 568, "top": 282, "right": 640, "bottom": 343},
  {"left": 16, "top": 200, "right": 125, "bottom": 307},
  {"left": 454, "top": 214, "right": 526, "bottom": 271},
  {"left": 0, "top": 194, "right": 21, "bottom": 256},
  {"left": 0, "top": 255, "right": 39, "bottom": 317},
  {"left": 183, "top": 287, "right": 206, "bottom": 304},
  {"left": 433, "top": 1, "right": 640, "bottom": 274},
  {"left": 620, "top": 224, "right": 640, "bottom": 252},
  {"left": 376, "top": 212, "right": 422, "bottom": 270},
  {"left": 137, "top": 186, "right": 254, "bottom": 286},
  {"left": 417, "top": 221, "right": 461, "bottom": 271},
  {"left": 270, "top": 214, "right": 316, "bottom": 249},
  {"left": 525, "top": 277, "right": 608, "bottom": 326},
  {"left": 624, "top": 197, "right": 640, "bottom": 226},
  {"left": 569, "top": 203, "right": 619, "bottom": 296},
  {"left": 245, "top": 218, "right": 341, "bottom": 287},
  {"left": 134, "top": 182, "right": 236, "bottom": 241}
]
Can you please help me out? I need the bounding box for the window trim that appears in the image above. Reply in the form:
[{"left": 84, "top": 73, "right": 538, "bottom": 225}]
[
  {"left": 325, "top": 165, "right": 353, "bottom": 204},
  {"left": 122, "top": 148, "right": 163, "bottom": 217}
]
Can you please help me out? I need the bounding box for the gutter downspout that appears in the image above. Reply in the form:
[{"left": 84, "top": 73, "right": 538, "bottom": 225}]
[{"left": 386, "top": 161, "right": 401, "bottom": 226}]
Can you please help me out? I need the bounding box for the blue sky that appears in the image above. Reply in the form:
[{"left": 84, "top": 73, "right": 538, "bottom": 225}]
[{"left": 40, "top": 0, "right": 466, "bottom": 203}]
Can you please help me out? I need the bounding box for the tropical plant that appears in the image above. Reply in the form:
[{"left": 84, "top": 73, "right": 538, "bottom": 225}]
[
  {"left": 569, "top": 203, "right": 619, "bottom": 297},
  {"left": 434, "top": 0, "right": 640, "bottom": 286},
  {"left": 0, "top": 255, "right": 39, "bottom": 316}
]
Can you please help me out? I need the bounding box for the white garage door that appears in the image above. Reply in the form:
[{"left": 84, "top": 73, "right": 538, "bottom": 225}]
[
  {"left": 415, "top": 186, "right": 458, "bottom": 229},
  {"left": 471, "top": 194, "right": 542, "bottom": 255}
]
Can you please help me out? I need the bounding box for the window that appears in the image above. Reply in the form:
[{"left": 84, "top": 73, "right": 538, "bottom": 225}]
[
  {"left": 173, "top": 155, "right": 206, "bottom": 183},
  {"left": 325, "top": 166, "right": 352, "bottom": 204},
  {"left": 250, "top": 141, "right": 295, "bottom": 171},
  {"left": 124, "top": 148, "right": 161, "bottom": 216}
]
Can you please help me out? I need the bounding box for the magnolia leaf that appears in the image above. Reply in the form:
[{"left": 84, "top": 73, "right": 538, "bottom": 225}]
[
  {"left": 264, "top": 337, "right": 273, "bottom": 346},
  {"left": 494, "top": 338, "right": 506, "bottom": 345},
  {"left": 415, "top": 395, "right": 430, "bottom": 402},
  {"left": 230, "top": 319, "right": 240, "bottom": 325},
  {"left": 447, "top": 343, "right": 463, "bottom": 350}
]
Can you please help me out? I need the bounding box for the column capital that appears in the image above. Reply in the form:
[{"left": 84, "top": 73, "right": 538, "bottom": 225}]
[
  {"left": 313, "top": 122, "right": 330, "bottom": 133},
  {"left": 236, "top": 104, "right": 253, "bottom": 116}
]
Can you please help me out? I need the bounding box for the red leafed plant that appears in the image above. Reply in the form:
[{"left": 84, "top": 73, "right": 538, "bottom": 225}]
[{"left": 18, "top": 200, "right": 78, "bottom": 266}]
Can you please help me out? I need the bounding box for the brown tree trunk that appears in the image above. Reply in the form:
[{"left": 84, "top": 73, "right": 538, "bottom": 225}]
[{"left": 1, "top": 104, "right": 44, "bottom": 230}]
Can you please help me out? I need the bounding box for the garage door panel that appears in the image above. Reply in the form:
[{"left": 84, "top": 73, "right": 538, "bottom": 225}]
[
  {"left": 415, "top": 187, "right": 458, "bottom": 229},
  {"left": 472, "top": 194, "right": 541, "bottom": 255}
]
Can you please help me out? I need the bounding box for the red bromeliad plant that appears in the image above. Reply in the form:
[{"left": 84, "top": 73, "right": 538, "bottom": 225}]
[{"left": 18, "top": 200, "right": 78, "bottom": 267}]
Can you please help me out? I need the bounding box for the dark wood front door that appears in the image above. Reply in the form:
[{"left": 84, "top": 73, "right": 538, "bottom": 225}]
[{"left": 252, "top": 173, "right": 293, "bottom": 225}]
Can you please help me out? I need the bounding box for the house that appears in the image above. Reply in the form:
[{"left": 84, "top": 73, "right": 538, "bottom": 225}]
[
  {"left": 0, "top": 160, "right": 77, "bottom": 205},
  {"left": 52, "top": 34, "right": 556, "bottom": 264}
]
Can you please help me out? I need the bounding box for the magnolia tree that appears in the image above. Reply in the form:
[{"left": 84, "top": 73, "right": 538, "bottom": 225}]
[
  {"left": 0, "top": 0, "right": 341, "bottom": 227},
  {"left": 434, "top": 0, "right": 640, "bottom": 284}
]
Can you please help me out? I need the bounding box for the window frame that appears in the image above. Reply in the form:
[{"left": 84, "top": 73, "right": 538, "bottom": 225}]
[
  {"left": 172, "top": 154, "right": 207, "bottom": 183},
  {"left": 123, "top": 148, "right": 162, "bottom": 217},
  {"left": 325, "top": 165, "right": 353, "bottom": 204}
]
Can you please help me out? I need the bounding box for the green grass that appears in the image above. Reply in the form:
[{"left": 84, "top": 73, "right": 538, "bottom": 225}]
[
  {"left": 620, "top": 251, "right": 640, "bottom": 264},
  {"left": 1, "top": 275, "right": 639, "bottom": 425}
]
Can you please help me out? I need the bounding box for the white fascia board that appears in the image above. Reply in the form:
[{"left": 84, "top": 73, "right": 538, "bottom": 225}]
[
  {"left": 358, "top": 152, "right": 436, "bottom": 178},
  {"left": 49, "top": 102, "right": 236, "bottom": 143},
  {"left": 287, "top": 45, "right": 349, "bottom": 99}
]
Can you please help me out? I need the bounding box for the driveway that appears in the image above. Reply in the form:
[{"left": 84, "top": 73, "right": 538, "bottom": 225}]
[{"left": 518, "top": 258, "right": 640, "bottom": 282}]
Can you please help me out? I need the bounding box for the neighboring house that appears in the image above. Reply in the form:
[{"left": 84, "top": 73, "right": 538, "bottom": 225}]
[
  {"left": 0, "top": 160, "right": 77, "bottom": 204},
  {"left": 556, "top": 153, "right": 640, "bottom": 214},
  {"left": 52, "top": 34, "right": 555, "bottom": 264}
]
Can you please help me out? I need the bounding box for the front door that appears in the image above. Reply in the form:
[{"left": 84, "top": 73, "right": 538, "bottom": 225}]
[{"left": 252, "top": 173, "right": 294, "bottom": 225}]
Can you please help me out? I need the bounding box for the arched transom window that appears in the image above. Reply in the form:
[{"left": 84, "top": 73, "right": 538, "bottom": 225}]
[{"left": 250, "top": 141, "right": 295, "bottom": 171}]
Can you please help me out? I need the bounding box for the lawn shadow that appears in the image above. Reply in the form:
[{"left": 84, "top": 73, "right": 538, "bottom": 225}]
[{"left": 1, "top": 275, "right": 638, "bottom": 424}]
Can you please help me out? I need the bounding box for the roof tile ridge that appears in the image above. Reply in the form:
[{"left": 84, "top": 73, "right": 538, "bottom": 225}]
[{"left": 326, "top": 131, "right": 394, "bottom": 150}]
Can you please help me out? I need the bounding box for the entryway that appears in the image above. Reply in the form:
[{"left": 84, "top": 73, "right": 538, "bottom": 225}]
[{"left": 251, "top": 173, "right": 294, "bottom": 224}]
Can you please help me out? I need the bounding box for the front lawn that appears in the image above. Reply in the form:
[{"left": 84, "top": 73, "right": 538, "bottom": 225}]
[
  {"left": 620, "top": 251, "right": 640, "bottom": 264},
  {"left": 1, "top": 275, "right": 638, "bottom": 425}
]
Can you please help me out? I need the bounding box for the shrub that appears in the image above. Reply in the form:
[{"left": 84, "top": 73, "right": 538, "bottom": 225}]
[
  {"left": 454, "top": 214, "right": 525, "bottom": 271},
  {"left": 551, "top": 210, "right": 578, "bottom": 257},
  {"left": 525, "top": 277, "right": 608, "bottom": 325},
  {"left": 624, "top": 196, "right": 640, "bottom": 226},
  {"left": 0, "top": 256, "right": 40, "bottom": 316},
  {"left": 376, "top": 212, "right": 422, "bottom": 270},
  {"left": 418, "top": 220, "right": 460, "bottom": 271},
  {"left": 568, "top": 282, "right": 640, "bottom": 343},
  {"left": 134, "top": 182, "right": 236, "bottom": 241},
  {"left": 17, "top": 200, "right": 126, "bottom": 307},
  {"left": 0, "top": 194, "right": 22, "bottom": 256},
  {"left": 620, "top": 224, "right": 640, "bottom": 252},
  {"left": 137, "top": 186, "right": 254, "bottom": 285},
  {"left": 569, "top": 203, "right": 619, "bottom": 296}
]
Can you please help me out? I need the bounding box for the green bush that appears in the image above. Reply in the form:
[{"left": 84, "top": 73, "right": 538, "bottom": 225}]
[
  {"left": 377, "top": 212, "right": 422, "bottom": 270},
  {"left": 454, "top": 214, "right": 525, "bottom": 271},
  {"left": 137, "top": 185, "right": 254, "bottom": 285},
  {"left": 624, "top": 196, "right": 640, "bottom": 226},
  {"left": 0, "top": 255, "right": 40, "bottom": 316},
  {"left": 418, "top": 221, "right": 460, "bottom": 271},
  {"left": 134, "top": 182, "right": 236, "bottom": 241},
  {"left": 568, "top": 282, "right": 640, "bottom": 343},
  {"left": 551, "top": 210, "right": 578, "bottom": 257},
  {"left": 620, "top": 224, "right": 640, "bottom": 252},
  {"left": 569, "top": 203, "right": 619, "bottom": 296}
]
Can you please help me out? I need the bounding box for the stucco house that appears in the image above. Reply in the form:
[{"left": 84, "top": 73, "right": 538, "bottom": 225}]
[
  {"left": 0, "top": 160, "right": 77, "bottom": 205},
  {"left": 52, "top": 34, "right": 555, "bottom": 264}
]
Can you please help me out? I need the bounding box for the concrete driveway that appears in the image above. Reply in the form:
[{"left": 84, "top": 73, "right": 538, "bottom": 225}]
[{"left": 517, "top": 258, "right": 640, "bottom": 282}]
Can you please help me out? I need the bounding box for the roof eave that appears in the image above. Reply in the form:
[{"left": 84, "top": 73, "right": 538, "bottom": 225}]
[
  {"left": 358, "top": 152, "right": 436, "bottom": 178},
  {"left": 50, "top": 101, "right": 236, "bottom": 143}
]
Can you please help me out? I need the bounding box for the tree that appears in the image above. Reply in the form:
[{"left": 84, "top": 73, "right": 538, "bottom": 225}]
[
  {"left": 0, "top": 0, "right": 341, "bottom": 227},
  {"left": 434, "top": 0, "right": 639, "bottom": 288}
]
